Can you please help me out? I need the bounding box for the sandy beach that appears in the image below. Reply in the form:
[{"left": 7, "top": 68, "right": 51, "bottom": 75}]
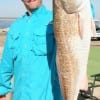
[{"left": 0, "top": 29, "right": 7, "bottom": 59}]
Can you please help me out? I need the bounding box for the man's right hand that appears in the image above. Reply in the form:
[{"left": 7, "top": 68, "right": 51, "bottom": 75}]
[{"left": 0, "top": 96, "right": 6, "bottom": 100}]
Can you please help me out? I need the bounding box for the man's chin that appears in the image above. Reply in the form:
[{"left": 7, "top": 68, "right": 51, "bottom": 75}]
[{"left": 28, "top": 6, "right": 39, "bottom": 12}]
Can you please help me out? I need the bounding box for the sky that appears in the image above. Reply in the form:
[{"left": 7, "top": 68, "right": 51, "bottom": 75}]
[
  {"left": 94, "top": 0, "right": 100, "bottom": 19},
  {"left": 0, "top": 0, "right": 100, "bottom": 19},
  {"left": 0, "top": 0, "right": 52, "bottom": 18}
]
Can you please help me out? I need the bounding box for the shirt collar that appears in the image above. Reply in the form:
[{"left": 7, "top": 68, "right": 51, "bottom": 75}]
[{"left": 25, "top": 5, "right": 46, "bottom": 17}]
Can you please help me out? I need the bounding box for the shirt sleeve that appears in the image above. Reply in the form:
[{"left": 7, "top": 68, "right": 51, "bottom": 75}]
[
  {"left": 60, "top": 0, "right": 88, "bottom": 14},
  {"left": 0, "top": 28, "right": 14, "bottom": 96}
]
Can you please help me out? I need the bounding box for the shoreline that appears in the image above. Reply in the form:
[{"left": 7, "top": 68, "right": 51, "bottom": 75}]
[{"left": 0, "top": 28, "right": 9, "bottom": 33}]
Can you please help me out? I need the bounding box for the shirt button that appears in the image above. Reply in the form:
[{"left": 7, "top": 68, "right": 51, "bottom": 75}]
[
  {"left": 22, "top": 59, "right": 26, "bottom": 63},
  {"left": 28, "top": 20, "right": 31, "bottom": 23},
  {"left": 21, "top": 73, "right": 26, "bottom": 77},
  {"left": 25, "top": 32, "right": 29, "bottom": 35},
  {"left": 24, "top": 45, "right": 27, "bottom": 48}
]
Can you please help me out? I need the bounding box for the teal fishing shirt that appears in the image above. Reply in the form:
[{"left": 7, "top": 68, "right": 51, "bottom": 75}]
[
  {"left": 90, "top": 0, "right": 95, "bottom": 18},
  {"left": 0, "top": 6, "right": 62, "bottom": 100}
]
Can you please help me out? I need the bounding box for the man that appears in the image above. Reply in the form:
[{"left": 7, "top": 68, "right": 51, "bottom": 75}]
[{"left": 0, "top": 0, "right": 62, "bottom": 100}]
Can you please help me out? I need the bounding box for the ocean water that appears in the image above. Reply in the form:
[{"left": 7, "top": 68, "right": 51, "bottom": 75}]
[{"left": 0, "top": 20, "right": 14, "bottom": 29}]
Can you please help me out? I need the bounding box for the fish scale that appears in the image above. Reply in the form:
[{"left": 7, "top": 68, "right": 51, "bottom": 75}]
[{"left": 53, "top": 0, "right": 95, "bottom": 100}]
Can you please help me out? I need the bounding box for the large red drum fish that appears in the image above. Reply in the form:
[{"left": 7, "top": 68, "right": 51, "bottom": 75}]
[{"left": 53, "top": 0, "right": 96, "bottom": 99}]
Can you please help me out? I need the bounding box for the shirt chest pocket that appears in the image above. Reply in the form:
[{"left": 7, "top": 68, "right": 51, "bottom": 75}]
[
  {"left": 10, "top": 33, "right": 21, "bottom": 59},
  {"left": 31, "top": 28, "right": 54, "bottom": 56}
]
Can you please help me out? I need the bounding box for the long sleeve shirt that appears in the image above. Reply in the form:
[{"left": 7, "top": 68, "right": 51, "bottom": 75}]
[{"left": 0, "top": 6, "right": 62, "bottom": 100}]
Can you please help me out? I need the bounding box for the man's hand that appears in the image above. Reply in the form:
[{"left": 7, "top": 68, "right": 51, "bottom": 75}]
[{"left": 0, "top": 96, "right": 6, "bottom": 100}]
